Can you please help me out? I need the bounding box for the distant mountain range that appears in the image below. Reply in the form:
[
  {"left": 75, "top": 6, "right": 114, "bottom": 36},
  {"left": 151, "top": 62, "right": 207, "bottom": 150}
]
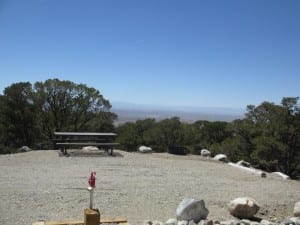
[{"left": 111, "top": 101, "right": 245, "bottom": 124}]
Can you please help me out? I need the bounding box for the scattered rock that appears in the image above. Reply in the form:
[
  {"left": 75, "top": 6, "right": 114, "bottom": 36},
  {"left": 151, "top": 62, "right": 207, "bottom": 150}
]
[
  {"left": 18, "top": 146, "right": 31, "bottom": 152},
  {"left": 201, "top": 149, "right": 211, "bottom": 157},
  {"left": 143, "top": 220, "right": 153, "bottom": 225},
  {"left": 249, "top": 222, "right": 259, "bottom": 225},
  {"left": 228, "top": 163, "right": 267, "bottom": 178},
  {"left": 281, "top": 219, "right": 296, "bottom": 225},
  {"left": 188, "top": 221, "right": 197, "bottom": 225},
  {"left": 260, "top": 220, "right": 275, "bottom": 225},
  {"left": 237, "top": 160, "right": 251, "bottom": 168},
  {"left": 213, "top": 154, "right": 228, "bottom": 162},
  {"left": 228, "top": 197, "right": 260, "bottom": 219},
  {"left": 271, "top": 172, "right": 290, "bottom": 180},
  {"left": 178, "top": 221, "right": 188, "bottom": 225},
  {"left": 289, "top": 217, "right": 300, "bottom": 225},
  {"left": 220, "top": 220, "right": 236, "bottom": 225},
  {"left": 82, "top": 146, "right": 99, "bottom": 151},
  {"left": 152, "top": 221, "right": 164, "bottom": 225},
  {"left": 138, "top": 145, "right": 152, "bottom": 153},
  {"left": 198, "top": 219, "right": 213, "bottom": 225},
  {"left": 166, "top": 218, "right": 178, "bottom": 225},
  {"left": 238, "top": 219, "right": 251, "bottom": 225},
  {"left": 176, "top": 198, "right": 209, "bottom": 223},
  {"left": 294, "top": 202, "right": 300, "bottom": 217}
]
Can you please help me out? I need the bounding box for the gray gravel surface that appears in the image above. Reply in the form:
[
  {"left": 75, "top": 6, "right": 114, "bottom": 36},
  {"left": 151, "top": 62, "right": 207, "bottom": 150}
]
[{"left": 0, "top": 150, "right": 299, "bottom": 225}]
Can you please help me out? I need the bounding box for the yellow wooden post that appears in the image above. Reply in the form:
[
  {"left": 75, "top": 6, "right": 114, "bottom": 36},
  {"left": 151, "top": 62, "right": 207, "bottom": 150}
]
[{"left": 84, "top": 208, "right": 100, "bottom": 225}]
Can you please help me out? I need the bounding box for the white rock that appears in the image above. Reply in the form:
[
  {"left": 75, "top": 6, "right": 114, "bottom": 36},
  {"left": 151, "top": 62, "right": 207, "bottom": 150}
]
[
  {"left": 82, "top": 146, "right": 99, "bottom": 151},
  {"left": 166, "top": 218, "right": 178, "bottom": 225},
  {"left": 178, "top": 221, "right": 188, "bottom": 225},
  {"left": 289, "top": 217, "right": 300, "bottom": 225},
  {"left": 176, "top": 198, "right": 209, "bottom": 223},
  {"left": 220, "top": 220, "right": 236, "bottom": 225},
  {"left": 198, "top": 219, "right": 213, "bottom": 225},
  {"left": 152, "top": 221, "right": 164, "bottom": 225},
  {"left": 138, "top": 145, "right": 152, "bottom": 153},
  {"left": 281, "top": 219, "right": 297, "bottom": 225},
  {"left": 260, "top": 220, "right": 276, "bottom": 225},
  {"left": 228, "top": 163, "right": 267, "bottom": 178},
  {"left": 271, "top": 172, "right": 290, "bottom": 180},
  {"left": 213, "top": 154, "right": 228, "bottom": 162},
  {"left": 294, "top": 202, "right": 300, "bottom": 217},
  {"left": 18, "top": 146, "right": 31, "bottom": 152},
  {"left": 188, "top": 221, "right": 197, "bottom": 225},
  {"left": 201, "top": 149, "right": 211, "bottom": 157},
  {"left": 228, "top": 197, "right": 260, "bottom": 219}
]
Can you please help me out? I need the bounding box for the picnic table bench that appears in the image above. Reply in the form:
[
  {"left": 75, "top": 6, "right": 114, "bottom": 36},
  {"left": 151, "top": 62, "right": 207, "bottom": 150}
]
[{"left": 53, "top": 132, "right": 119, "bottom": 155}]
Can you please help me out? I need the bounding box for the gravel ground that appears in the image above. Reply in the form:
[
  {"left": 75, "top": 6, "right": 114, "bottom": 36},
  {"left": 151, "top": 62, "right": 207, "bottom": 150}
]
[{"left": 0, "top": 150, "right": 299, "bottom": 225}]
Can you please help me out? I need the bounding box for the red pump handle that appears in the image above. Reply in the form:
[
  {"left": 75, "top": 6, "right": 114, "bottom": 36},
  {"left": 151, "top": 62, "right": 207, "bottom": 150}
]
[{"left": 88, "top": 172, "right": 96, "bottom": 188}]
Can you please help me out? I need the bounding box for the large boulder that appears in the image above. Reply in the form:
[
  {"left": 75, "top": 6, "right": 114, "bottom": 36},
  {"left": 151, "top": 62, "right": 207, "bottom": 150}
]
[
  {"left": 271, "top": 172, "right": 290, "bottom": 180},
  {"left": 201, "top": 149, "right": 211, "bottom": 157},
  {"left": 138, "top": 145, "right": 152, "bottom": 153},
  {"left": 213, "top": 154, "right": 228, "bottom": 162},
  {"left": 228, "top": 197, "right": 260, "bottom": 219},
  {"left": 176, "top": 198, "right": 209, "bottom": 223},
  {"left": 294, "top": 202, "right": 300, "bottom": 217}
]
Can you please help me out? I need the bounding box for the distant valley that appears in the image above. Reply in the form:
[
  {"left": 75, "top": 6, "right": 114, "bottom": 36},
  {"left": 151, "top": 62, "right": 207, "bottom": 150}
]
[{"left": 111, "top": 102, "right": 245, "bottom": 124}]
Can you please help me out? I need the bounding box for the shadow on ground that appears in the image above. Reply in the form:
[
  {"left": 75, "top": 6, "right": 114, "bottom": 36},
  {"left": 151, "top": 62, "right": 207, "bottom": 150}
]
[{"left": 58, "top": 149, "right": 124, "bottom": 158}]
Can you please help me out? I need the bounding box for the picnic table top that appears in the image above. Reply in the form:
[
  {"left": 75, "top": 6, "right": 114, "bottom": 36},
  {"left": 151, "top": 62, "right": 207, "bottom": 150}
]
[{"left": 54, "top": 132, "right": 117, "bottom": 136}]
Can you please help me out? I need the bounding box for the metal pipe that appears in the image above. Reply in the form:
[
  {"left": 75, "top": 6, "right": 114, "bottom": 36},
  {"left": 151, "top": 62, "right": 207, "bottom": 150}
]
[{"left": 88, "top": 186, "right": 94, "bottom": 209}]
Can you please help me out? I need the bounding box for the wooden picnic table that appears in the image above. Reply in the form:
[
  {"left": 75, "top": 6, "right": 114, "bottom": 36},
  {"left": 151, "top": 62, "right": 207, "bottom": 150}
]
[{"left": 53, "top": 132, "right": 119, "bottom": 155}]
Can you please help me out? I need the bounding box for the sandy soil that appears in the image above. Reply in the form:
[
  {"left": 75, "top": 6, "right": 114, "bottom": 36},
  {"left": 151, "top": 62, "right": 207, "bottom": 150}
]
[{"left": 0, "top": 150, "right": 299, "bottom": 225}]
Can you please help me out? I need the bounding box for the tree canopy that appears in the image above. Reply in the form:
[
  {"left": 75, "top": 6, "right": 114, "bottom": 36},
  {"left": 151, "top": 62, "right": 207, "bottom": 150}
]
[
  {"left": 0, "top": 79, "right": 116, "bottom": 150},
  {"left": 0, "top": 80, "right": 299, "bottom": 179}
]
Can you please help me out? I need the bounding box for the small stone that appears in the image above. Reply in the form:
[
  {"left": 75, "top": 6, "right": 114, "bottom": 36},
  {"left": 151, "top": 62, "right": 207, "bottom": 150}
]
[
  {"left": 166, "top": 218, "right": 178, "bottom": 225},
  {"left": 289, "top": 217, "right": 300, "bottom": 225},
  {"left": 201, "top": 149, "right": 211, "bottom": 157},
  {"left": 143, "top": 220, "right": 153, "bottom": 225},
  {"left": 220, "top": 220, "right": 236, "bottom": 225},
  {"left": 228, "top": 197, "right": 260, "bottom": 219},
  {"left": 294, "top": 202, "right": 300, "bottom": 217},
  {"left": 152, "top": 221, "right": 164, "bottom": 225},
  {"left": 213, "top": 154, "right": 228, "bottom": 162},
  {"left": 198, "top": 219, "right": 214, "bottom": 225},
  {"left": 176, "top": 198, "right": 209, "bottom": 223},
  {"left": 240, "top": 219, "right": 251, "bottom": 225},
  {"left": 261, "top": 219, "right": 272, "bottom": 225},
  {"left": 178, "top": 221, "right": 188, "bottom": 225},
  {"left": 188, "top": 221, "right": 197, "bottom": 225},
  {"left": 281, "top": 219, "right": 296, "bottom": 225}
]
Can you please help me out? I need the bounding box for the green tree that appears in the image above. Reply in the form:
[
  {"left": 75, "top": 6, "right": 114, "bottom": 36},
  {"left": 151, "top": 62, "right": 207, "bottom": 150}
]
[
  {"left": 245, "top": 98, "right": 300, "bottom": 178},
  {"left": 116, "top": 122, "right": 140, "bottom": 151},
  {"left": 34, "top": 79, "right": 113, "bottom": 140},
  {"left": 0, "top": 82, "right": 38, "bottom": 148}
]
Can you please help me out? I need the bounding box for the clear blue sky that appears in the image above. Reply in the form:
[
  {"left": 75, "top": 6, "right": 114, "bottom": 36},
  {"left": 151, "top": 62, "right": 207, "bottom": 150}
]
[{"left": 0, "top": 0, "right": 299, "bottom": 109}]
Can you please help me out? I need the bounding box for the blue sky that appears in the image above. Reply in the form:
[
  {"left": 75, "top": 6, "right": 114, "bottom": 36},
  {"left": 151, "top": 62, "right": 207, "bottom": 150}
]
[{"left": 0, "top": 0, "right": 299, "bottom": 110}]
